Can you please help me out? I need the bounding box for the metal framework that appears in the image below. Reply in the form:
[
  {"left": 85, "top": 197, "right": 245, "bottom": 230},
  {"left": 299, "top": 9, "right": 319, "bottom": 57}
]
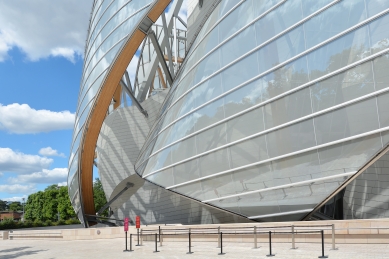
[
  {"left": 76, "top": 0, "right": 172, "bottom": 227},
  {"left": 80, "top": 0, "right": 188, "bottom": 226},
  {"left": 130, "top": 0, "right": 187, "bottom": 103}
]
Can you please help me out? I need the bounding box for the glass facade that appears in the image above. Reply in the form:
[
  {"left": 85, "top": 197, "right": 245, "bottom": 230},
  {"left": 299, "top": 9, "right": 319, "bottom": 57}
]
[
  {"left": 68, "top": 0, "right": 155, "bottom": 223},
  {"left": 136, "top": 0, "right": 389, "bottom": 220}
]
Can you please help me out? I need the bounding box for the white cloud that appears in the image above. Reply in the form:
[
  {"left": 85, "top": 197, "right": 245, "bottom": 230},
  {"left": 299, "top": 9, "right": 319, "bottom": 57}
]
[
  {"left": 0, "top": 148, "right": 52, "bottom": 174},
  {"left": 0, "top": 184, "right": 36, "bottom": 194},
  {"left": 0, "top": 103, "right": 75, "bottom": 134},
  {"left": 2, "top": 195, "right": 28, "bottom": 202},
  {"left": 0, "top": 30, "right": 13, "bottom": 61},
  {"left": 58, "top": 182, "right": 67, "bottom": 187},
  {"left": 39, "top": 147, "right": 65, "bottom": 158},
  {"left": 0, "top": 0, "right": 93, "bottom": 62},
  {"left": 51, "top": 47, "right": 77, "bottom": 63},
  {"left": 8, "top": 168, "right": 68, "bottom": 184}
]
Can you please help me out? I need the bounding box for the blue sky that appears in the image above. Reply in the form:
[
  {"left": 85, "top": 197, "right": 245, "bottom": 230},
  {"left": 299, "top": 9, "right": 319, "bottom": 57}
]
[
  {"left": 0, "top": 0, "right": 188, "bottom": 202},
  {"left": 0, "top": 0, "right": 93, "bottom": 201}
]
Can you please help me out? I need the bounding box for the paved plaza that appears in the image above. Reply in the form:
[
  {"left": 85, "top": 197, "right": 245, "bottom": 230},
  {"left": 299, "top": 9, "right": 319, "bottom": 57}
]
[{"left": 0, "top": 238, "right": 389, "bottom": 259}]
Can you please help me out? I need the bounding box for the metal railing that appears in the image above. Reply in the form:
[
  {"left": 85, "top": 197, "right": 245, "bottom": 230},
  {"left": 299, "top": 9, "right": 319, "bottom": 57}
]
[{"left": 124, "top": 226, "right": 331, "bottom": 257}]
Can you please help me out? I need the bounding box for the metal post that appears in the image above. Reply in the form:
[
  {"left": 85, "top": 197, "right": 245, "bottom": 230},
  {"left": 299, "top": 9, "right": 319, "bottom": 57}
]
[
  {"left": 123, "top": 231, "right": 130, "bottom": 252},
  {"left": 154, "top": 233, "right": 160, "bottom": 253},
  {"left": 159, "top": 226, "right": 161, "bottom": 242},
  {"left": 254, "top": 226, "right": 258, "bottom": 249},
  {"left": 318, "top": 230, "right": 328, "bottom": 258},
  {"left": 218, "top": 232, "right": 225, "bottom": 255},
  {"left": 161, "top": 13, "right": 175, "bottom": 77},
  {"left": 129, "top": 234, "right": 134, "bottom": 252},
  {"left": 173, "top": 16, "right": 178, "bottom": 72},
  {"left": 292, "top": 225, "right": 296, "bottom": 249},
  {"left": 267, "top": 231, "right": 275, "bottom": 257},
  {"left": 217, "top": 226, "right": 221, "bottom": 248},
  {"left": 187, "top": 232, "right": 193, "bottom": 254},
  {"left": 136, "top": 228, "right": 140, "bottom": 246},
  {"left": 125, "top": 231, "right": 128, "bottom": 251},
  {"left": 331, "top": 224, "right": 336, "bottom": 250},
  {"left": 189, "top": 228, "right": 192, "bottom": 247},
  {"left": 160, "top": 229, "right": 163, "bottom": 247}
]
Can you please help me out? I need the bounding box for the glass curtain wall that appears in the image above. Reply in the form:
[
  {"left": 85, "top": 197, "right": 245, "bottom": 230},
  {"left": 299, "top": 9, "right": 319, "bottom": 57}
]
[
  {"left": 68, "top": 0, "right": 154, "bottom": 222},
  {"left": 136, "top": 0, "right": 389, "bottom": 221}
]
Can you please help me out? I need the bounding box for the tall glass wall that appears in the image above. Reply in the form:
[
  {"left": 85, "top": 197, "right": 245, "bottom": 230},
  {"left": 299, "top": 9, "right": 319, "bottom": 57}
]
[
  {"left": 68, "top": 0, "right": 154, "bottom": 222},
  {"left": 136, "top": 0, "right": 389, "bottom": 221}
]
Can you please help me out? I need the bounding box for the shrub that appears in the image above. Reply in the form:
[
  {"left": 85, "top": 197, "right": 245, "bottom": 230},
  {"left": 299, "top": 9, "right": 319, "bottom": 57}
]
[
  {"left": 1, "top": 217, "right": 16, "bottom": 230},
  {"left": 65, "top": 218, "right": 80, "bottom": 225},
  {"left": 45, "top": 220, "right": 53, "bottom": 226},
  {"left": 57, "top": 219, "right": 65, "bottom": 226},
  {"left": 22, "top": 220, "right": 33, "bottom": 228},
  {"left": 33, "top": 219, "right": 44, "bottom": 228},
  {"left": 0, "top": 217, "right": 81, "bottom": 230}
]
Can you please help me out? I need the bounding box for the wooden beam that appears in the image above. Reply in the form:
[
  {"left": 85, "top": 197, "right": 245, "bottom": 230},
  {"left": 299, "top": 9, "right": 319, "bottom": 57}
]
[
  {"left": 78, "top": 0, "right": 171, "bottom": 225},
  {"left": 157, "top": 66, "right": 167, "bottom": 88},
  {"left": 113, "top": 83, "right": 122, "bottom": 110},
  {"left": 164, "top": 54, "right": 183, "bottom": 63}
]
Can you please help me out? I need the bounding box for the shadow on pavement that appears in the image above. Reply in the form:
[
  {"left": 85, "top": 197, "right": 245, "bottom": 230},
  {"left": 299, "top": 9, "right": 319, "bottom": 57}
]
[
  {"left": 0, "top": 248, "right": 47, "bottom": 259},
  {"left": 0, "top": 247, "right": 31, "bottom": 253}
]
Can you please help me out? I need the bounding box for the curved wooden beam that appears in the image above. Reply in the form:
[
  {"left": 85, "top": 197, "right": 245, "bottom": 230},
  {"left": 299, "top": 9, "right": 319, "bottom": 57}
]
[{"left": 78, "top": 0, "right": 171, "bottom": 226}]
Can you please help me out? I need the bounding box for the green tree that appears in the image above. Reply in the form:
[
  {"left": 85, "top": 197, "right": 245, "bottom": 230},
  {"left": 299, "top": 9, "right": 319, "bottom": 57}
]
[
  {"left": 42, "top": 189, "right": 59, "bottom": 221},
  {"left": 0, "top": 200, "right": 8, "bottom": 211},
  {"left": 93, "top": 178, "right": 108, "bottom": 217},
  {"left": 57, "top": 186, "right": 76, "bottom": 220},
  {"left": 24, "top": 180, "right": 109, "bottom": 222},
  {"left": 25, "top": 192, "right": 45, "bottom": 221},
  {"left": 24, "top": 185, "right": 77, "bottom": 222},
  {"left": 45, "top": 184, "right": 60, "bottom": 191},
  {"left": 9, "top": 202, "right": 22, "bottom": 212}
]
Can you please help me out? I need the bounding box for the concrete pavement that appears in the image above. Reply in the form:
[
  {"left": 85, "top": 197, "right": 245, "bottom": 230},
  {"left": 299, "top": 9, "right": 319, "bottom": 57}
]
[{"left": 1, "top": 238, "right": 389, "bottom": 258}]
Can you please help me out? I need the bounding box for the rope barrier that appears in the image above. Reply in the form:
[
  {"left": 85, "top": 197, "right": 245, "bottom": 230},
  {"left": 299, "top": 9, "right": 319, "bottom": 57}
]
[
  {"left": 125, "top": 228, "right": 330, "bottom": 257},
  {"left": 139, "top": 224, "right": 333, "bottom": 233},
  {"left": 129, "top": 230, "right": 322, "bottom": 236}
]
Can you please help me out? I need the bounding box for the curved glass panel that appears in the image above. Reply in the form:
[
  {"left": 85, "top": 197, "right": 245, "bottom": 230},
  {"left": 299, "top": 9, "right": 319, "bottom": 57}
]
[
  {"left": 68, "top": 0, "right": 154, "bottom": 225},
  {"left": 139, "top": 0, "right": 389, "bottom": 219}
]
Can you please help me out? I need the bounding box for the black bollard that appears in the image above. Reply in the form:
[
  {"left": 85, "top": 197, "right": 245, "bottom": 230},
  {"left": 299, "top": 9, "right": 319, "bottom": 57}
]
[
  {"left": 267, "top": 231, "right": 275, "bottom": 257},
  {"left": 154, "top": 233, "right": 160, "bottom": 253},
  {"left": 187, "top": 232, "right": 193, "bottom": 254},
  {"left": 129, "top": 234, "right": 134, "bottom": 252},
  {"left": 218, "top": 232, "right": 225, "bottom": 255},
  {"left": 318, "top": 230, "right": 328, "bottom": 258},
  {"left": 136, "top": 228, "right": 141, "bottom": 246},
  {"left": 123, "top": 231, "right": 130, "bottom": 252}
]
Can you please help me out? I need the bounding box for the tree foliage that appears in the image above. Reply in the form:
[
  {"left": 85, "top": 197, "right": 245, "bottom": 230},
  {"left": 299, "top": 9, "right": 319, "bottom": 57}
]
[
  {"left": 58, "top": 186, "right": 77, "bottom": 220},
  {"left": 0, "top": 200, "right": 8, "bottom": 211},
  {"left": 25, "top": 185, "right": 75, "bottom": 222},
  {"left": 8, "top": 202, "right": 22, "bottom": 212},
  {"left": 22, "top": 180, "right": 109, "bottom": 222},
  {"left": 93, "top": 178, "right": 108, "bottom": 217}
]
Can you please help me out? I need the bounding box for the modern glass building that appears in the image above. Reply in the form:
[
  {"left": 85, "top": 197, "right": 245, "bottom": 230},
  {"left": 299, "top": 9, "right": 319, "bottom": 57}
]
[{"left": 69, "top": 0, "right": 389, "bottom": 227}]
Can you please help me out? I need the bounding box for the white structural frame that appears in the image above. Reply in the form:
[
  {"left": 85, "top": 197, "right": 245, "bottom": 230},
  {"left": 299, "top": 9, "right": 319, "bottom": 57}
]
[
  {"left": 136, "top": 3, "right": 389, "bottom": 155},
  {"left": 140, "top": 47, "right": 389, "bottom": 178}
]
